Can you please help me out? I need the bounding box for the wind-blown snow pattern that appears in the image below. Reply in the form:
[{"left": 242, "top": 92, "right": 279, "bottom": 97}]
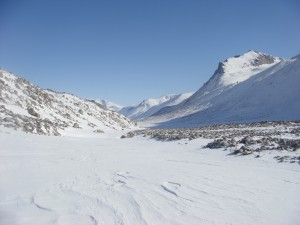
[
  {"left": 0, "top": 127, "right": 299, "bottom": 225},
  {"left": 119, "top": 92, "right": 193, "bottom": 120},
  {"left": 143, "top": 51, "right": 299, "bottom": 128},
  {"left": 0, "top": 68, "right": 135, "bottom": 135}
]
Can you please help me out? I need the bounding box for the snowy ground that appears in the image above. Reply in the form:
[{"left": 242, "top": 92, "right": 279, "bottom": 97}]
[{"left": 0, "top": 127, "right": 300, "bottom": 225}]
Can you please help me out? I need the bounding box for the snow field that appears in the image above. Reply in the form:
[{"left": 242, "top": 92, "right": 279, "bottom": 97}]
[{"left": 0, "top": 127, "right": 299, "bottom": 225}]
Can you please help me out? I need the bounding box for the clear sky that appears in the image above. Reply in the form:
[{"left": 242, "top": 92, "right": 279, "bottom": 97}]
[{"left": 0, "top": 0, "right": 299, "bottom": 106}]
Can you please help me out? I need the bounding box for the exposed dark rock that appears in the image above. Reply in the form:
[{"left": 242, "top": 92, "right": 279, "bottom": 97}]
[
  {"left": 27, "top": 107, "right": 39, "bottom": 117},
  {"left": 205, "top": 139, "right": 230, "bottom": 149},
  {"left": 239, "top": 136, "right": 256, "bottom": 145},
  {"left": 240, "top": 146, "right": 253, "bottom": 155},
  {"left": 73, "top": 123, "right": 80, "bottom": 128},
  {"left": 94, "top": 129, "right": 104, "bottom": 133},
  {"left": 215, "top": 62, "right": 225, "bottom": 74},
  {"left": 251, "top": 54, "right": 275, "bottom": 67}
]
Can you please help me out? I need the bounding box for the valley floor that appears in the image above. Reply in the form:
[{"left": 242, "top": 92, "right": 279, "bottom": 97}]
[{"left": 0, "top": 127, "right": 299, "bottom": 225}]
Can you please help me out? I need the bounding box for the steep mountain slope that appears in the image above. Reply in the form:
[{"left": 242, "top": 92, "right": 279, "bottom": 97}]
[
  {"left": 96, "top": 99, "right": 122, "bottom": 111},
  {"left": 151, "top": 51, "right": 280, "bottom": 119},
  {"left": 143, "top": 51, "right": 300, "bottom": 127},
  {"left": 0, "top": 68, "right": 135, "bottom": 135},
  {"left": 119, "top": 92, "right": 193, "bottom": 120}
]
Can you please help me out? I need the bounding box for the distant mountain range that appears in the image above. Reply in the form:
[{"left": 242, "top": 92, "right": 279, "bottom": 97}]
[
  {"left": 1, "top": 50, "right": 299, "bottom": 134},
  {"left": 118, "top": 93, "right": 193, "bottom": 120},
  {"left": 0, "top": 69, "right": 135, "bottom": 136},
  {"left": 115, "top": 50, "right": 300, "bottom": 128},
  {"left": 96, "top": 99, "right": 123, "bottom": 112}
]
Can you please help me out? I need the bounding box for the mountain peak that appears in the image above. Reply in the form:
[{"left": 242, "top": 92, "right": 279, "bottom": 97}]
[
  {"left": 221, "top": 51, "right": 277, "bottom": 71},
  {"left": 211, "top": 51, "right": 280, "bottom": 87},
  {"left": 145, "top": 52, "right": 300, "bottom": 127}
]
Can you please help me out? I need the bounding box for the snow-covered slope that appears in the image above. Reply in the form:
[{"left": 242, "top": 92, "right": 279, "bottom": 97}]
[
  {"left": 0, "top": 68, "right": 135, "bottom": 135},
  {"left": 96, "top": 99, "right": 122, "bottom": 112},
  {"left": 143, "top": 51, "right": 300, "bottom": 127},
  {"left": 119, "top": 92, "right": 193, "bottom": 120}
]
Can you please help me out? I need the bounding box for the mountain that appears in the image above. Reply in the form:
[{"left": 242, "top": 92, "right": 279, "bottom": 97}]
[
  {"left": 0, "top": 68, "right": 136, "bottom": 136},
  {"left": 143, "top": 51, "right": 300, "bottom": 127},
  {"left": 119, "top": 92, "right": 193, "bottom": 120},
  {"left": 96, "top": 99, "right": 122, "bottom": 111}
]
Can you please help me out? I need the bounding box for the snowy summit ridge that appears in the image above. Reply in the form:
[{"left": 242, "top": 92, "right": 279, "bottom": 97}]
[{"left": 205, "top": 50, "right": 280, "bottom": 89}]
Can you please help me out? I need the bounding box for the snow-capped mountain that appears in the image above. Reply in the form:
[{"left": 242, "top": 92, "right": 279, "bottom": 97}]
[
  {"left": 143, "top": 51, "right": 300, "bottom": 127},
  {"left": 96, "top": 99, "right": 122, "bottom": 112},
  {"left": 0, "top": 68, "right": 135, "bottom": 135},
  {"left": 119, "top": 92, "right": 193, "bottom": 120}
]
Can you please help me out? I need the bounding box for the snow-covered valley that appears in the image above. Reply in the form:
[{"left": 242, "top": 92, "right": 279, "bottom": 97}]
[
  {"left": 1, "top": 50, "right": 300, "bottom": 225},
  {"left": 1, "top": 124, "right": 299, "bottom": 225}
]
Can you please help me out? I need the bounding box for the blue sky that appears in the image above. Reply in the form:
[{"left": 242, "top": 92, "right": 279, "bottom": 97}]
[{"left": 0, "top": 0, "right": 299, "bottom": 106}]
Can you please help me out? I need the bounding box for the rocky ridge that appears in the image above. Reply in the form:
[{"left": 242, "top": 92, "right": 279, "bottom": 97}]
[{"left": 0, "top": 68, "right": 136, "bottom": 135}]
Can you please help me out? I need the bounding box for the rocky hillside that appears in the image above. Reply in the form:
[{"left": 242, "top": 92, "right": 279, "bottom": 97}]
[{"left": 0, "top": 68, "right": 136, "bottom": 136}]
